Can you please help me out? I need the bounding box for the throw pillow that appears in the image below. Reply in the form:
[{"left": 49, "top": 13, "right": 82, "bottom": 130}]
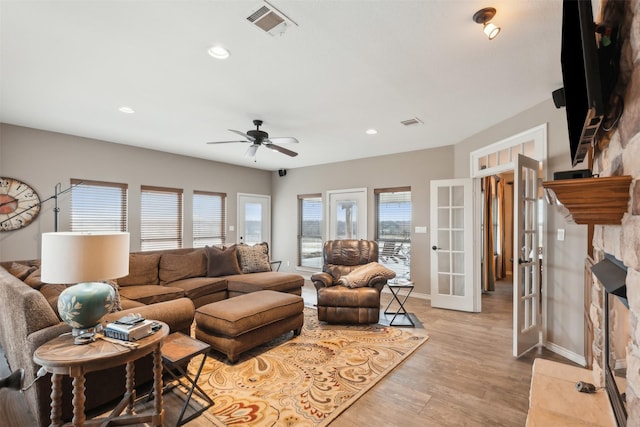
[
  {"left": 336, "top": 262, "right": 396, "bottom": 288},
  {"left": 159, "top": 249, "right": 207, "bottom": 284},
  {"left": 117, "top": 253, "right": 161, "bottom": 286},
  {"left": 8, "top": 262, "right": 37, "bottom": 281},
  {"left": 325, "top": 265, "right": 344, "bottom": 284},
  {"left": 104, "top": 280, "right": 122, "bottom": 312},
  {"left": 39, "top": 283, "right": 70, "bottom": 318},
  {"left": 236, "top": 242, "right": 271, "bottom": 274},
  {"left": 24, "top": 268, "right": 44, "bottom": 289},
  {"left": 205, "top": 245, "right": 242, "bottom": 277}
]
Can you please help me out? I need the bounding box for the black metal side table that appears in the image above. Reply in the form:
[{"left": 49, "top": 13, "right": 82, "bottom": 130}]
[
  {"left": 384, "top": 280, "right": 415, "bottom": 327},
  {"left": 148, "top": 332, "right": 214, "bottom": 426},
  {"left": 270, "top": 260, "right": 282, "bottom": 271}
]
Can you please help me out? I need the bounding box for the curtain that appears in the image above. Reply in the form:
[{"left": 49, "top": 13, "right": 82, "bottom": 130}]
[
  {"left": 495, "top": 178, "right": 506, "bottom": 279},
  {"left": 482, "top": 176, "right": 507, "bottom": 291},
  {"left": 482, "top": 176, "right": 495, "bottom": 292}
]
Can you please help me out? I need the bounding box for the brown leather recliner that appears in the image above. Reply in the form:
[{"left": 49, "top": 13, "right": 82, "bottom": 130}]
[{"left": 311, "top": 240, "right": 389, "bottom": 324}]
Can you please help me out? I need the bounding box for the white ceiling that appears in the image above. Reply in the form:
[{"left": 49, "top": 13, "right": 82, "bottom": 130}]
[{"left": 0, "top": 0, "right": 565, "bottom": 172}]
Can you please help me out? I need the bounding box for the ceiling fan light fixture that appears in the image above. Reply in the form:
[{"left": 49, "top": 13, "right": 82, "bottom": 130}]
[
  {"left": 473, "top": 7, "right": 501, "bottom": 40},
  {"left": 207, "top": 119, "right": 299, "bottom": 158},
  {"left": 208, "top": 45, "right": 230, "bottom": 59}
]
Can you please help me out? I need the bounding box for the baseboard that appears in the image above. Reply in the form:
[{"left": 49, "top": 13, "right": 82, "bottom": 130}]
[{"left": 543, "top": 341, "right": 586, "bottom": 367}]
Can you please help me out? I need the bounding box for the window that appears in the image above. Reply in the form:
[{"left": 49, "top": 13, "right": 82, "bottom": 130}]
[
  {"left": 470, "top": 123, "right": 546, "bottom": 177},
  {"left": 298, "top": 194, "right": 322, "bottom": 269},
  {"left": 375, "top": 187, "right": 411, "bottom": 280},
  {"left": 193, "top": 190, "right": 226, "bottom": 248},
  {"left": 70, "top": 179, "right": 128, "bottom": 232},
  {"left": 140, "top": 185, "right": 183, "bottom": 250}
]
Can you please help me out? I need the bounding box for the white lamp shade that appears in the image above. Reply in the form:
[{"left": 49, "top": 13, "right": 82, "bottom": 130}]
[{"left": 41, "top": 232, "right": 130, "bottom": 283}]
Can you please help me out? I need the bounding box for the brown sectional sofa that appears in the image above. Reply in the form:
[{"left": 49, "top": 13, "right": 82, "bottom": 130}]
[
  {"left": 0, "top": 244, "right": 304, "bottom": 426},
  {"left": 116, "top": 247, "right": 303, "bottom": 308}
]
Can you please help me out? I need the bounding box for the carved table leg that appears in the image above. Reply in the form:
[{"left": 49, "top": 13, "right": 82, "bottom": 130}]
[
  {"left": 70, "top": 370, "right": 86, "bottom": 427},
  {"left": 125, "top": 361, "right": 136, "bottom": 415},
  {"left": 50, "top": 373, "right": 62, "bottom": 427},
  {"left": 152, "top": 345, "right": 164, "bottom": 427}
]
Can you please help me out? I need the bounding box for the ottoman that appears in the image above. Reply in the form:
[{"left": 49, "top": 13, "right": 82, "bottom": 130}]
[{"left": 195, "top": 290, "right": 304, "bottom": 363}]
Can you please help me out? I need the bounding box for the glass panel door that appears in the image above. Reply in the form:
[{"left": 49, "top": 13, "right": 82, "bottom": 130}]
[
  {"left": 430, "top": 179, "right": 477, "bottom": 312},
  {"left": 327, "top": 188, "right": 366, "bottom": 241},
  {"left": 237, "top": 193, "right": 270, "bottom": 247},
  {"left": 513, "top": 154, "right": 541, "bottom": 357}
]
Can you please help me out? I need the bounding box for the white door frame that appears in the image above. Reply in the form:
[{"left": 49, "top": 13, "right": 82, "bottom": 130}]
[
  {"left": 326, "top": 188, "right": 367, "bottom": 241},
  {"left": 469, "top": 124, "right": 548, "bottom": 352},
  {"left": 237, "top": 193, "right": 271, "bottom": 247}
]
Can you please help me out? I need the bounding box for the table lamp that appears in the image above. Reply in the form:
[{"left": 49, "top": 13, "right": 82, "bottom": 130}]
[{"left": 41, "top": 232, "right": 130, "bottom": 339}]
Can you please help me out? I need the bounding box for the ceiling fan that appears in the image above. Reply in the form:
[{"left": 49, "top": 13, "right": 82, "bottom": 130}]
[{"left": 207, "top": 119, "right": 298, "bottom": 158}]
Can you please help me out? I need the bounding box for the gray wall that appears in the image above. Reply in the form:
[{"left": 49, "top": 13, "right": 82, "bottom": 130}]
[
  {"left": 452, "top": 98, "right": 588, "bottom": 361},
  {"left": 270, "top": 145, "right": 454, "bottom": 298},
  {"left": 0, "top": 124, "right": 271, "bottom": 260}
]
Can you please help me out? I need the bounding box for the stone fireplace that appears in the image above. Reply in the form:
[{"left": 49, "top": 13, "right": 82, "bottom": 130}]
[{"left": 588, "top": 0, "right": 640, "bottom": 424}]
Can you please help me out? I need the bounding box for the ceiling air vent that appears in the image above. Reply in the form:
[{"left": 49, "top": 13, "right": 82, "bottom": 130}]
[
  {"left": 247, "top": 1, "right": 297, "bottom": 36},
  {"left": 400, "top": 117, "right": 424, "bottom": 127}
]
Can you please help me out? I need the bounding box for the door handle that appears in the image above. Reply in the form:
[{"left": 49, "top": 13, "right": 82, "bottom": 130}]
[
  {"left": 518, "top": 258, "right": 532, "bottom": 264},
  {"left": 432, "top": 245, "right": 439, "bottom": 251}
]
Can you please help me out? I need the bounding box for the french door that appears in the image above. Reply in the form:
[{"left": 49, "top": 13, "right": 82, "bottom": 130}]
[
  {"left": 429, "top": 179, "right": 478, "bottom": 312},
  {"left": 237, "top": 193, "right": 270, "bottom": 247},
  {"left": 326, "top": 188, "right": 366, "bottom": 241},
  {"left": 513, "top": 154, "right": 541, "bottom": 357}
]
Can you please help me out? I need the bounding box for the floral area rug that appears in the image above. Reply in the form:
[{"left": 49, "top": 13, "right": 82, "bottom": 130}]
[{"left": 182, "top": 307, "right": 428, "bottom": 426}]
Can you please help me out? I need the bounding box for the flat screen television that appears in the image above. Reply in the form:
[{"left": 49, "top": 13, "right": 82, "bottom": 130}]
[{"left": 560, "top": 0, "right": 618, "bottom": 167}]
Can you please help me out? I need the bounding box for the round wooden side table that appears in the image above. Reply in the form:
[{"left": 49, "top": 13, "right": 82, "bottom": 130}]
[{"left": 33, "top": 322, "right": 169, "bottom": 427}]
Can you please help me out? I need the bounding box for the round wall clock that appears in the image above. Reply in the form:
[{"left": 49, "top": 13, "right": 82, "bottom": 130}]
[{"left": 0, "top": 177, "right": 41, "bottom": 231}]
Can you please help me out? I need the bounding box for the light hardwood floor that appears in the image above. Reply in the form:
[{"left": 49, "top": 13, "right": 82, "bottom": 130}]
[
  {"left": 336, "top": 280, "right": 576, "bottom": 427},
  {"left": 1, "top": 279, "right": 577, "bottom": 426}
]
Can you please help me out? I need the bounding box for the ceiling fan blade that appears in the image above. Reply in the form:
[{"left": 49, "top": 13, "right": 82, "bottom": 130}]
[
  {"left": 229, "top": 129, "right": 255, "bottom": 142},
  {"left": 268, "top": 136, "right": 299, "bottom": 144},
  {"left": 245, "top": 144, "right": 260, "bottom": 158},
  {"left": 206, "top": 140, "right": 250, "bottom": 144},
  {"left": 265, "top": 143, "right": 298, "bottom": 157}
]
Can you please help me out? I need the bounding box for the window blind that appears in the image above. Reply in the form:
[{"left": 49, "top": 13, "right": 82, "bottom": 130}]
[
  {"left": 375, "top": 187, "right": 411, "bottom": 279},
  {"left": 298, "top": 194, "right": 322, "bottom": 269},
  {"left": 193, "top": 190, "right": 227, "bottom": 248},
  {"left": 140, "top": 185, "right": 183, "bottom": 251},
  {"left": 70, "top": 179, "right": 128, "bottom": 232}
]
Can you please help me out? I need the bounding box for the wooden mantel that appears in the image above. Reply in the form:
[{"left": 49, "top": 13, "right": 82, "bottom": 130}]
[{"left": 542, "top": 176, "right": 632, "bottom": 225}]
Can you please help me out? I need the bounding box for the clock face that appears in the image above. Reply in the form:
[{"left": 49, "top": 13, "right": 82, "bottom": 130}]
[{"left": 0, "top": 177, "right": 41, "bottom": 231}]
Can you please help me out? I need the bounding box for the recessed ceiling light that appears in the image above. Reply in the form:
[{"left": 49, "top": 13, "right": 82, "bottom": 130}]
[
  {"left": 366, "top": 129, "right": 378, "bottom": 135},
  {"left": 118, "top": 106, "right": 135, "bottom": 114},
  {"left": 208, "top": 45, "right": 230, "bottom": 59}
]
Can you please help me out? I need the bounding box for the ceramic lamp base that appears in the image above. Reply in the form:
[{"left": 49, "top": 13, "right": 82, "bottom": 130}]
[
  {"left": 58, "top": 282, "right": 115, "bottom": 334},
  {"left": 71, "top": 323, "right": 104, "bottom": 338}
]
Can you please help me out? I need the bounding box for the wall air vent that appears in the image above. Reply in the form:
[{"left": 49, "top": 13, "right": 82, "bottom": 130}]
[
  {"left": 247, "top": 1, "right": 298, "bottom": 36},
  {"left": 400, "top": 117, "right": 424, "bottom": 126}
]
